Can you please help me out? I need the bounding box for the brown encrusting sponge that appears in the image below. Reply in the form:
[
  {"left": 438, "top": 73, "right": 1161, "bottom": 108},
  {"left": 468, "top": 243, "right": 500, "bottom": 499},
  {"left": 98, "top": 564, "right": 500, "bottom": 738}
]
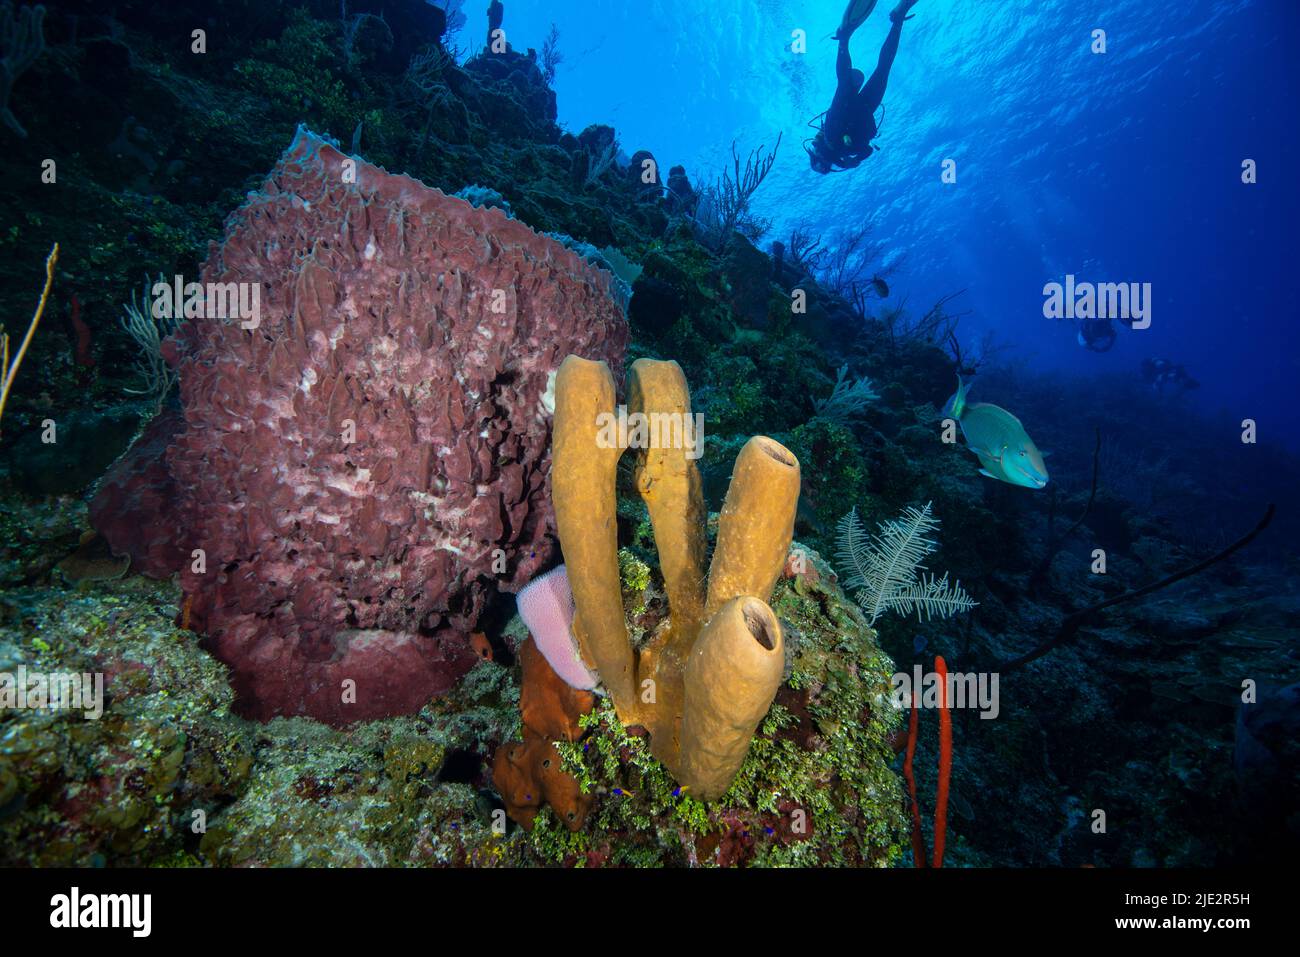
[
  {"left": 551, "top": 354, "right": 799, "bottom": 800},
  {"left": 87, "top": 127, "right": 628, "bottom": 725},
  {"left": 493, "top": 639, "right": 595, "bottom": 831}
]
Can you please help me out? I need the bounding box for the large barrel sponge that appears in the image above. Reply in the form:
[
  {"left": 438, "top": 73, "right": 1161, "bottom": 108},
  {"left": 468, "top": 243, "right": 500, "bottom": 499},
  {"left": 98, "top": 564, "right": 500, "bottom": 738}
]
[{"left": 91, "top": 127, "right": 628, "bottom": 725}]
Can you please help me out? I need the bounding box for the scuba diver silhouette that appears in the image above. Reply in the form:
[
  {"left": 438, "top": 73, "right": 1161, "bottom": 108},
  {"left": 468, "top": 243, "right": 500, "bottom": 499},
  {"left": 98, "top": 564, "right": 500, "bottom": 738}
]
[
  {"left": 1141, "top": 357, "right": 1200, "bottom": 393},
  {"left": 808, "top": 0, "right": 922, "bottom": 174},
  {"left": 1078, "top": 318, "right": 1118, "bottom": 352}
]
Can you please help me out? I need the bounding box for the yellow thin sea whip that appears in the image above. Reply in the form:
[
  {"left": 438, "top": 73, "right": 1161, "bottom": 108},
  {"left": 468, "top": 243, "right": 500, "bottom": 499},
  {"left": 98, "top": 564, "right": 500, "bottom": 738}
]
[{"left": 0, "top": 241, "right": 59, "bottom": 441}]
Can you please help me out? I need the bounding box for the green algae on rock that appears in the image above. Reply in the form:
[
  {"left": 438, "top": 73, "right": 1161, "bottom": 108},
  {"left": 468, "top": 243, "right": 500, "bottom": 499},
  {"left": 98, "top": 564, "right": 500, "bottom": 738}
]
[
  {"left": 0, "top": 577, "right": 252, "bottom": 866},
  {"left": 0, "top": 570, "right": 524, "bottom": 867}
]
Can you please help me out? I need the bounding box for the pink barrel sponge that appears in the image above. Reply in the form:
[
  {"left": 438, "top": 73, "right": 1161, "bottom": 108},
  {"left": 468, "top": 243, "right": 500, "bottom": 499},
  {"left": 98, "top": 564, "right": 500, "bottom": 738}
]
[
  {"left": 515, "top": 566, "right": 597, "bottom": 690},
  {"left": 90, "top": 127, "right": 627, "bottom": 725}
]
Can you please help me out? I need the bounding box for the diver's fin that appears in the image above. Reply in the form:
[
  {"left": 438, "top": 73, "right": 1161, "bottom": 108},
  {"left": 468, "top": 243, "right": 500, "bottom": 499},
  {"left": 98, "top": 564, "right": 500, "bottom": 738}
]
[
  {"left": 890, "top": 0, "right": 921, "bottom": 24},
  {"left": 833, "top": 0, "right": 879, "bottom": 41}
]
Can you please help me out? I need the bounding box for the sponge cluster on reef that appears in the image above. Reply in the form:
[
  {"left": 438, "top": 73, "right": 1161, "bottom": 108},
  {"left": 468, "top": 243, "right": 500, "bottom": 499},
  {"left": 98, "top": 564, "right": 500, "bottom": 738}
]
[
  {"left": 89, "top": 128, "right": 629, "bottom": 725},
  {"left": 503, "top": 542, "right": 908, "bottom": 868}
]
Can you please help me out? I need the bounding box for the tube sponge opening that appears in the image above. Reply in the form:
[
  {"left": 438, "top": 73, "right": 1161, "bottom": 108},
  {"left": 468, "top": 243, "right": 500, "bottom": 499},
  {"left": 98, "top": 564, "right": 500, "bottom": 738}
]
[
  {"left": 742, "top": 598, "right": 779, "bottom": 651},
  {"left": 679, "top": 596, "right": 785, "bottom": 800}
]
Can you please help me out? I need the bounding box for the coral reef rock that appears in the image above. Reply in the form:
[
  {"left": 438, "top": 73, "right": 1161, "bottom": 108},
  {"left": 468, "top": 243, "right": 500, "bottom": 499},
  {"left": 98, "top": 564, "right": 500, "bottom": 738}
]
[{"left": 90, "top": 127, "right": 628, "bottom": 725}]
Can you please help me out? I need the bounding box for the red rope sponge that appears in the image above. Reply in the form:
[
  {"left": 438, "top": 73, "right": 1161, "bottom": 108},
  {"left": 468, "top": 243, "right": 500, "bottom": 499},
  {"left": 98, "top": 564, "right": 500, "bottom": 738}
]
[
  {"left": 932, "top": 655, "right": 952, "bottom": 867},
  {"left": 903, "top": 691, "right": 927, "bottom": 866}
]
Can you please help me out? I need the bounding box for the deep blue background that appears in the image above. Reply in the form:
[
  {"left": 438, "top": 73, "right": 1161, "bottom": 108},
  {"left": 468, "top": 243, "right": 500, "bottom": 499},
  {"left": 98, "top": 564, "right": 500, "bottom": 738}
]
[{"left": 487, "top": 0, "right": 1296, "bottom": 445}]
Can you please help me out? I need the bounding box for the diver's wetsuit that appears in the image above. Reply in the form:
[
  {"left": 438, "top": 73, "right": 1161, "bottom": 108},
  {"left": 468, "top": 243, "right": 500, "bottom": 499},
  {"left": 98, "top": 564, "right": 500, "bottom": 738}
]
[{"left": 822, "top": 15, "right": 905, "bottom": 170}]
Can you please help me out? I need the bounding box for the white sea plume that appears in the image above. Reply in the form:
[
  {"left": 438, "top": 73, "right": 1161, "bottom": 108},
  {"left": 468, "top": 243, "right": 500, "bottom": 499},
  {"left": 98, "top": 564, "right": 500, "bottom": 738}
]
[{"left": 836, "top": 502, "right": 977, "bottom": 625}]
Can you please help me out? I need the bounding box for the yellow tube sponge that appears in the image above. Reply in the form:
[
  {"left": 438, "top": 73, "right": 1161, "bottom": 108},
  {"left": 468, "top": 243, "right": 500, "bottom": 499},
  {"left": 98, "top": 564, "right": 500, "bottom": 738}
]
[
  {"left": 549, "top": 354, "right": 800, "bottom": 801},
  {"left": 680, "top": 596, "right": 786, "bottom": 800},
  {"left": 550, "top": 355, "right": 636, "bottom": 716},
  {"left": 705, "top": 436, "right": 801, "bottom": 618},
  {"left": 626, "top": 358, "right": 708, "bottom": 651}
]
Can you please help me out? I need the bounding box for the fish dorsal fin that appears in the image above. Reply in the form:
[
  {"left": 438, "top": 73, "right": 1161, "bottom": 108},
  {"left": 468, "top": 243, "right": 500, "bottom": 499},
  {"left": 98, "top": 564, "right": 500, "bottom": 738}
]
[{"left": 971, "top": 402, "right": 1025, "bottom": 429}]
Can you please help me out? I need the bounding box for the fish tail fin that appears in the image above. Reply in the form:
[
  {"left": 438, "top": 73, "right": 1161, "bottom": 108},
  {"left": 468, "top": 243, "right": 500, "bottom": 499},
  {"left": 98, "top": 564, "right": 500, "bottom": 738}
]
[{"left": 943, "top": 375, "right": 970, "bottom": 420}]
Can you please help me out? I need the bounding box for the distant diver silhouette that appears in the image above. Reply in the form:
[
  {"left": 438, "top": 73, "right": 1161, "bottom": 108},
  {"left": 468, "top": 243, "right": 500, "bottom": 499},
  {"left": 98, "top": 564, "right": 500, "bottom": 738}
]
[
  {"left": 1141, "top": 357, "right": 1200, "bottom": 392},
  {"left": 488, "top": 0, "right": 504, "bottom": 46},
  {"left": 1077, "top": 318, "right": 1117, "bottom": 353},
  {"left": 808, "top": 0, "right": 921, "bottom": 174}
]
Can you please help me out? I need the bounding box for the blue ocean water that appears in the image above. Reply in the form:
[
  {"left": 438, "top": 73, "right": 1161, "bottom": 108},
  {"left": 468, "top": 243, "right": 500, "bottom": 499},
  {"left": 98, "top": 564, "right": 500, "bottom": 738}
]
[{"left": 503, "top": 0, "right": 1297, "bottom": 444}]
